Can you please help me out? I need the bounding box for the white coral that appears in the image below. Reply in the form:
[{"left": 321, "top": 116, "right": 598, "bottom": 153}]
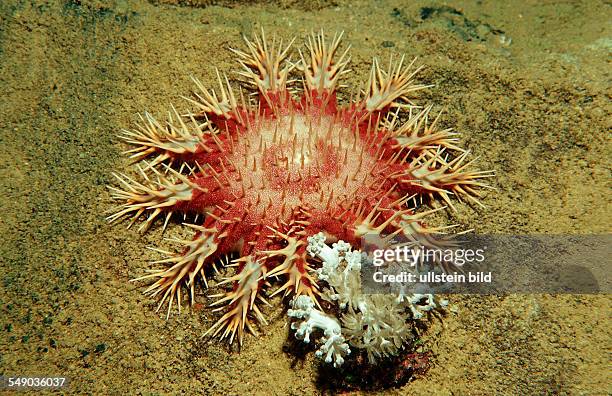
[
  {"left": 288, "top": 233, "right": 447, "bottom": 367},
  {"left": 287, "top": 295, "right": 350, "bottom": 367}
]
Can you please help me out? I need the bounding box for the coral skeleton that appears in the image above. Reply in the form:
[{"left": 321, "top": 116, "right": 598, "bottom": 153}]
[
  {"left": 288, "top": 233, "right": 447, "bottom": 366},
  {"left": 108, "top": 30, "right": 491, "bottom": 346},
  {"left": 288, "top": 295, "right": 350, "bottom": 367}
]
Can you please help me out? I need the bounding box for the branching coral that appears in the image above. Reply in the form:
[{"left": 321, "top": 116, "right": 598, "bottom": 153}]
[
  {"left": 287, "top": 233, "right": 447, "bottom": 366},
  {"left": 288, "top": 295, "right": 350, "bottom": 367}
]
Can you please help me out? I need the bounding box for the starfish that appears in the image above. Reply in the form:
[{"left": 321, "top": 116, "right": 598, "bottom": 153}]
[{"left": 108, "top": 30, "right": 493, "bottom": 344}]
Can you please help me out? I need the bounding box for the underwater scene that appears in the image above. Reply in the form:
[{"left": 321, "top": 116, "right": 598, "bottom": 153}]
[{"left": 0, "top": 0, "right": 610, "bottom": 394}]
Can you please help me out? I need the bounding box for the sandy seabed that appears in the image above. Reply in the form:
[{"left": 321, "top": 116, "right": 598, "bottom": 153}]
[{"left": 0, "top": 0, "right": 610, "bottom": 394}]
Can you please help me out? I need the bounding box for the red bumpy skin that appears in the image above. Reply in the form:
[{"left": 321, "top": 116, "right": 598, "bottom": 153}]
[{"left": 108, "top": 30, "right": 493, "bottom": 344}]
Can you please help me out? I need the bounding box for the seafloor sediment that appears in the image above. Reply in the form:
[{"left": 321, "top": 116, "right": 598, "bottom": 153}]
[{"left": 0, "top": 1, "right": 609, "bottom": 394}]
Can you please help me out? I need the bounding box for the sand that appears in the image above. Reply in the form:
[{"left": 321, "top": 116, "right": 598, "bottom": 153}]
[{"left": 0, "top": 0, "right": 610, "bottom": 394}]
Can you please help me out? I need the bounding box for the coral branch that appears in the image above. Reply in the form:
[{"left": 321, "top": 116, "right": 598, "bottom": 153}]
[{"left": 288, "top": 295, "right": 350, "bottom": 367}]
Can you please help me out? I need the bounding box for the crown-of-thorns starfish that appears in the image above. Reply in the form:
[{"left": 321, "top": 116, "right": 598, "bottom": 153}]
[{"left": 108, "top": 30, "right": 494, "bottom": 345}]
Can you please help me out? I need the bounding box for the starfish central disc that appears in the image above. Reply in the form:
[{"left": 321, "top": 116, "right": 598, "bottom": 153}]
[{"left": 229, "top": 113, "right": 381, "bottom": 225}]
